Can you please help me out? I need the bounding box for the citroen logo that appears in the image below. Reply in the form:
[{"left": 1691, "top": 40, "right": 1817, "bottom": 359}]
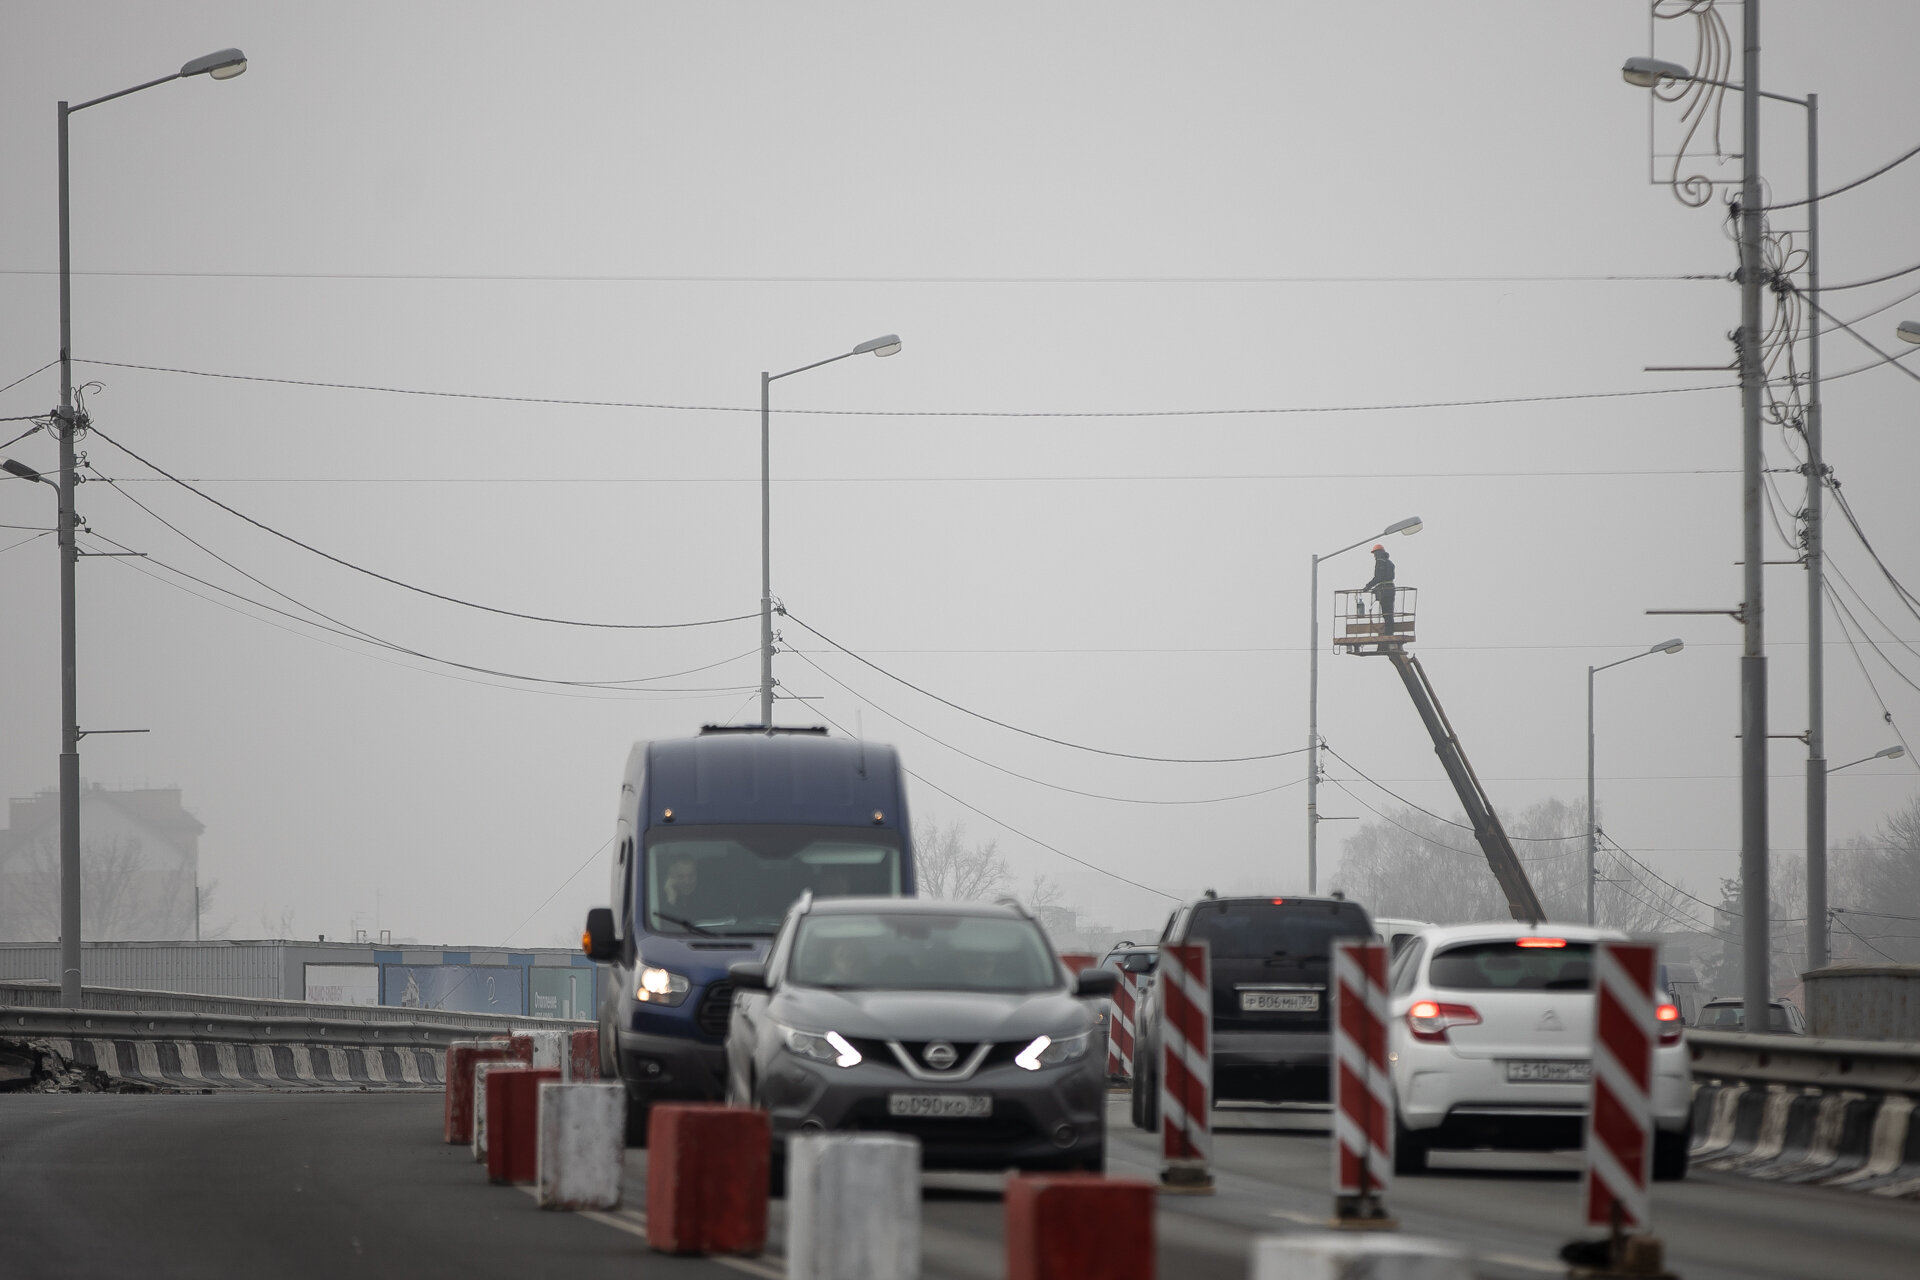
[
  {"left": 1537, "top": 1009, "right": 1564, "bottom": 1032},
  {"left": 923, "top": 1041, "right": 958, "bottom": 1070}
]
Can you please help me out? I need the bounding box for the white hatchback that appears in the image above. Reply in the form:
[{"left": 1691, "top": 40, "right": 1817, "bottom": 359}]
[{"left": 1386, "top": 922, "right": 1691, "bottom": 1178}]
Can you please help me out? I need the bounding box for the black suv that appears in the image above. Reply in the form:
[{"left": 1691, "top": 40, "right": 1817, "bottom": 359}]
[{"left": 1131, "top": 894, "right": 1373, "bottom": 1130}]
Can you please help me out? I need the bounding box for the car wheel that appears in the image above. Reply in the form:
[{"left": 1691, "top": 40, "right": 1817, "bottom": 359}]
[
  {"left": 1135, "top": 1060, "right": 1159, "bottom": 1133},
  {"left": 1393, "top": 1118, "right": 1428, "bottom": 1176},
  {"left": 768, "top": 1143, "right": 787, "bottom": 1199},
  {"left": 1652, "top": 1128, "right": 1690, "bottom": 1182},
  {"left": 1073, "top": 1143, "right": 1106, "bottom": 1173}
]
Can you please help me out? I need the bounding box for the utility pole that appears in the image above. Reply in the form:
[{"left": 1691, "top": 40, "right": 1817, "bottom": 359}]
[
  {"left": 1803, "top": 93, "right": 1829, "bottom": 973},
  {"left": 56, "top": 99, "right": 84, "bottom": 1008},
  {"left": 1737, "top": 2, "right": 1772, "bottom": 1031}
]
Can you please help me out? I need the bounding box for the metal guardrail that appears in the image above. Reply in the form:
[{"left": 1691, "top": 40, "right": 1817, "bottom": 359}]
[
  {"left": 0, "top": 981, "right": 590, "bottom": 1033},
  {"left": 3, "top": 1004, "right": 492, "bottom": 1050},
  {"left": 1688, "top": 1028, "right": 1920, "bottom": 1095}
]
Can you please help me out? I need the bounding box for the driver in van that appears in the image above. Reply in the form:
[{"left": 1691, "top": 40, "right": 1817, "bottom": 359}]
[{"left": 661, "top": 856, "right": 703, "bottom": 918}]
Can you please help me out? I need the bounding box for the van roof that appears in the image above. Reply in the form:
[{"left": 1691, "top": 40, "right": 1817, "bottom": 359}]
[{"left": 641, "top": 731, "right": 904, "bottom": 828}]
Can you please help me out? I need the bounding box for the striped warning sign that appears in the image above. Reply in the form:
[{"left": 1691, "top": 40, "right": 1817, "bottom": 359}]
[
  {"left": 1108, "top": 969, "right": 1139, "bottom": 1080},
  {"left": 1158, "top": 941, "right": 1212, "bottom": 1186},
  {"left": 1584, "top": 940, "right": 1658, "bottom": 1230},
  {"left": 1332, "top": 938, "right": 1393, "bottom": 1213}
]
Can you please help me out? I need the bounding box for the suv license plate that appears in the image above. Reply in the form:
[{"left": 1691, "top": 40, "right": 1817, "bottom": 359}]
[
  {"left": 1239, "top": 990, "right": 1319, "bottom": 1013},
  {"left": 1506, "top": 1060, "right": 1591, "bottom": 1082},
  {"left": 887, "top": 1093, "right": 991, "bottom": 1119}
]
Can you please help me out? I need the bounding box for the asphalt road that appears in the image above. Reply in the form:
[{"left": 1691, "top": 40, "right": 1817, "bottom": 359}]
[{"left": 3, "top": 1091, "right": 1915, "bottom": 1279}]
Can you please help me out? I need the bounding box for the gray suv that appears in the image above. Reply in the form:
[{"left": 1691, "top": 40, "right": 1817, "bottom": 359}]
[
  {"left": 1132, "top": 893, "right": 1373, "bottom": 1130},
  {"left": 725, "top": 895, "right": 1117, "bottom": 1190}
]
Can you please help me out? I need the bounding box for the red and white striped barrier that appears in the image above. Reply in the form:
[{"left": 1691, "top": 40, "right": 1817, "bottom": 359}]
[
  {"left": 1107, "top": 970, "right": 1138, "bottom": 1081},
  {"left": 1332, "top": 939, "right": 1393, "bottom": 1221},
  {"left": 1585, "top": 941, "right": 1658, "bottom": 1234},
  {"left": 1157, "top": 941, "right": 1212, "bottom": 1190}
]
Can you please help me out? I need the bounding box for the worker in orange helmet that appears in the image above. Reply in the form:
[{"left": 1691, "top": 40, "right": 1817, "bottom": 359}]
[{"left": 1362, "top": 544, "right": 1397, "bottom": 635}]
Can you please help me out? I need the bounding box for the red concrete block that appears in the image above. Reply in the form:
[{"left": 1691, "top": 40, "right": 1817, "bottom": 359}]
[
  {"left": 568, "top": 1028, "right": 600, "bottom": 1081},
  {"left": 444, "top": 1042, "right": 518, "bottom": 1144},
  {"left": 645, "top": 1104, "right": 770, "bottom": 1256},
  {"left": 486, "top": 1067, "right": 562, "bottom": 1184},
  {"left": 1006, "top": 1174, "right": 1156, "bottom": 1280}
]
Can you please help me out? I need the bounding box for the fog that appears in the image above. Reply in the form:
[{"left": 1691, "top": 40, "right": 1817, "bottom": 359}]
[{"left": 2, "top": 2, "right": 1915, "bottom": 950}]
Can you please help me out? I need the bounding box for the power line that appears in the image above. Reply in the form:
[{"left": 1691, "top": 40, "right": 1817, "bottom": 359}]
[
  {"left": 781, "top": 642, "right": 1302, "bottom": 807},
  {"left": 1, "top": 425, "right": 47, "bottom": 450},
  {"left": 799, "top": 701, "right": 1180, "bottom": 903},
  {"left": 1823, "top": 580, "right": 1920, "bottom": 767},
  {"left": 5, "top": 269, "right": 1725, "bottom": 285},
  {"left": 84, "top": 422, "right": 757, "bottom": 632},
  {"left": 1831, "top": 912, "right": 1900, "bottom": 963},
  {"left": 0, "top": 360, "right": 57, "bottom": 400},
  {"left": 0, "top": 530, "right": 53, "bottom": 557},
  {"left": 1762, "top": 137, "right": 1920, "bottom": 212},
  {"left": 95, "top": 467, "right": 1743, "bottom": 485},
  {"left": 1319, "top": 744, "right": 1583, "bottom": 842},
  {"left": 78, "top": 357, "right": 1735, "bottom": 420},
  {"left": 1821, "top": 257, "right": 1920, "bottom": 294},
  {"left": 501, "top": 837, "right": 613, "bottom": 946},
  {"left": 783, "top": 609, "right": 1305, "bottom": 765}
]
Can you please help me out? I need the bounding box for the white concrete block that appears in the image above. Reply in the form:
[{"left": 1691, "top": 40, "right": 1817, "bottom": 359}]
[
  {"left": 1250, "top": 1233, "right": 1473, "bottom": 1280},
  {"left": 536, "top": 1083, "right": 626, "bottom": 1210},
  {"left": 786, "top": 1133, "right": 920, "bottom": 1280},
  {"left": 472, "top": 1060, "right": 525, "bottom": 1163},
  {"left": 526, "top": 1029, "right": 566, "bottom": 1071}
]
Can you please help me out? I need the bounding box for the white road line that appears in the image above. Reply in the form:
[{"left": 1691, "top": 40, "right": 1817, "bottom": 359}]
[{"left": 515, "top": 1184, "right": 785, "bottom": 1278}]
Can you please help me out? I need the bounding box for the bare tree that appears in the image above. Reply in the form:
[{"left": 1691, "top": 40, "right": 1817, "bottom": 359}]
[
  {"left": 0, "top": 832, "right": 195, "bottom": 942},
  {"left": 912, "top": 819, "right": 1012, "bottom": 901}
]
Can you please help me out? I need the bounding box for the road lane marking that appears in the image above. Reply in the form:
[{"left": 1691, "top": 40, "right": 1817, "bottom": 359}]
[{"left": 518, "top": 1185, "right": 785, "bottom": 1278}]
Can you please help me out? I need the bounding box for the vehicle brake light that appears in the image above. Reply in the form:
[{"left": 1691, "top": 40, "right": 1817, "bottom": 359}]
[
  {"left": 1657, "top": 1002, "right": 1683, "bottom": 1046},
  {"left": 1406, "top": 1000, "right": 1481, "bottom": 1043},
  {"left": 1271, "top": 898, "right": 1286, "bottom": 905},
  {"left": 1516, "top": 937, "right": 1567, "bottom": 948}
]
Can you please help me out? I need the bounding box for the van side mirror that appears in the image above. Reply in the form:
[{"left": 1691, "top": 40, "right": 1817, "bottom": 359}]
[
  {"left": 729, "top": 960, "right": 770, "bottom": 992},
  {"left": 1074, "top": 968, "right": 1118, "bottom": 998},
  {"left": 582, "top": 908, "right": 618, "bottom": 961}
]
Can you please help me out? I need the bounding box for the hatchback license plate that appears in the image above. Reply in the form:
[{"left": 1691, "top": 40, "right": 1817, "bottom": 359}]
[
  {"left": 1506, "top": 1059, "right": 1591, "bottom": 1082},
  {"left": 1239, "top": 990, "right": 1319, "bottom": 1013},
  {"left": 887, "top": 1093, "right": 991, "bottom": 1119}
]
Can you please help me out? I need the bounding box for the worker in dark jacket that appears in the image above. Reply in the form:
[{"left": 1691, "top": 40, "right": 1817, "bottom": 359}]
[{"left": 1363, "top": 544, "right": 1396, "bottom": 634}]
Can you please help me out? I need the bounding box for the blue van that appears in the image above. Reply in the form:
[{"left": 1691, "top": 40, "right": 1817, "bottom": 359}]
[{"left": 582, "top": 726, "right": 915, "bottom": 1139}]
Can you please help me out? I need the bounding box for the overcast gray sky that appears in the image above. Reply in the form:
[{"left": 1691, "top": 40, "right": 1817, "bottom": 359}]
[{"left": 3, "top": 1, "right": 1917, "bottom": 947}]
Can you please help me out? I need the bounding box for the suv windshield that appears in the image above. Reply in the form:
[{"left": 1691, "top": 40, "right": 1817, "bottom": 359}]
[
  {"left": 1430, "top": 940, "right": 1594, "bottom": 991},
  {"left": 1187, "top": 899, "right": 1372, "bottom": 959},
  {"left": 643, "top": 824, "right": 902, "bottom": 936},
  {"left": 790, "top": 913, "right": 1060, "bottom": 992}
]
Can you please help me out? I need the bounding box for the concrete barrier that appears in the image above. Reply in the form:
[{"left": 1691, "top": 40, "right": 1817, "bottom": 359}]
[
  {"left": 486, "top": 1066, "right": 562, "bottom": 1184},
  {"left": 537, "top": 1082, "right": 625, "bottom": 1210},
  {"left": 644, "top": 1103, "right": 769, "bottom": 1256},
  {"left": 4, "top": 1033, "right": 444, "bottom": 1093},
  {"left": 443, "top": 1040, "right": 521, "bottom": 1143},
  {"left": 515, "top": 1029, "right": 566, "bottom": 1071},
  {"left": 1688, "top": 1081, "right": 1920, "bottom": 1196},
  {"left": 472, "top": 1060, "right": 526, "bottom": 1162},
  {"left": 786, "top": 1133, "right": 919, "bottom": 1280},
  {"left": 1248, "top": 1233, "right": 1473, "bottom": 1279},
  {"left": 1005, "top": 1174, "right": 1155, "bottom": 1280},
  {"left": 566, "top": 1027, "right": 599, "bottom": 1081}
]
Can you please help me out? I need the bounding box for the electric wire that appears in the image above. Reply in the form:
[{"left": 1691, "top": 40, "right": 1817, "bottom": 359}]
[
  {"left": 1322, "top": 779, "right": 1576, "bottom": 865},
  {"left": 1823, "top": 579, "right": 1920, "bottom": 767},
  {"left": 1831, "top": 912, "right": 1900, "bottom": 963},
  {"left": 1821, "top": 258, "right": 1920, "bottom": 294},
  {"left": 501, "top": 837, "right": 614, "bottom": 946},
  {"left": 0, "top": 530, "right": 53, "bottom": 557},
  {"left": 8, "top": 269, "right": 1726, "bottom": 284},
  {"left": 0, "top": 360, "right": 58, "bottom": 399},
  {"left": 797, "top": 701, "right": 1181, "bottom": 902},
  {"left": 783, "top": 609, "right": 1305, "bottom": 765},
  {"left": 781, "top": 642, "right": 1303, "bottom": 806},
  {"left": 85, "top": 463, "right": 759, "bottom": 690},
  {"left": 1319, "top": 744, "right": 1584, "bottom": 843},
  {"left": 1838, "top": 276, "right": 1920, "bottom": 328},
  {"left": 1, "top": 425, "right": 45, "bottom": 453},
  {"left": 84, "top": 423, "right": 757, "bottom": 632},
  {"left": 78, "top": 358, "right": 1734, "bottom": 420},
  {"left": 1805, "top": 297, "right": 1920, "bottom": 390},
  {"left": 1762, "top": 138, "right": 1920, "bottom": 212}
]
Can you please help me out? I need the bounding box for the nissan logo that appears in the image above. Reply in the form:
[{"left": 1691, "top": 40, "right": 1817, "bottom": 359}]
[{"left": 923, "top": 1041, "right": 958, "bottom": 1070}]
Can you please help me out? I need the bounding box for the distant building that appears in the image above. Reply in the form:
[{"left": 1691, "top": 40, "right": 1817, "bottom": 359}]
[{"left": 0, "top": 784, "right": 204, "bottom": 943}]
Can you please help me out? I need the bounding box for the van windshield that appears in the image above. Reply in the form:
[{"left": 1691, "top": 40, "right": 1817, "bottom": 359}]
[{"left": 643, "top": 824, "right": 903, "bottom": 937}]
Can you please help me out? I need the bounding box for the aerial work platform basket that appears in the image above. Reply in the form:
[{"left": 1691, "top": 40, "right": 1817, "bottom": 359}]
[{"left": 1332, "top": 586, "right": 1416, "bottom": 653}]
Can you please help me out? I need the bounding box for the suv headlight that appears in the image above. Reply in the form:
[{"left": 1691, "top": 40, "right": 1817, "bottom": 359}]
[
  {"left": 777, "top": 1022, "right": 862, "bottom": 1068},
  {"left": 1015, "top": 1031, "right": 1092, "bottom": 1071},
  {"left": 635, "top": 966, "right": 691, "bottom": 1006}
]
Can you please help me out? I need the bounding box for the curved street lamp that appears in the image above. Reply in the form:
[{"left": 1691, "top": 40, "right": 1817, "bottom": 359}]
[
  {"left": 1587, "top": 639, "right": 1685, "bottom": 925},
  {"left": 1829, "top": 744, "right": 1905, "bottom": 773},
  {"left": 759, "top": 336, "right": 901, "bottom": 725},
  {"left": 1306, "top": 515, "right": 1422, "bottom": 892},
  {"left": 47, "top": 48, "right": 247, "bottom": 1007}
]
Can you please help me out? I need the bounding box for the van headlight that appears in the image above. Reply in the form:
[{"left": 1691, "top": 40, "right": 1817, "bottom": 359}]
[
  {"left": 635, "top": 966, "right": 691, "bottom": 1006},
  {"left": 777, "top": 1022, "right": 862, "bottom": 1068},
  {"left": 1015, "top": 1031, "right": 1092, "bottom": 1071}
]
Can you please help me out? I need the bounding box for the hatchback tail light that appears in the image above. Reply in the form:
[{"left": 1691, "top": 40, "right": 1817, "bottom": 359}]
[
  {"left": 1657, "top": 1002, "right": 1683, "bottom": 1047},
  {"left": 1406, "top": 1000, "right": 1481, "bottom": 1043}
]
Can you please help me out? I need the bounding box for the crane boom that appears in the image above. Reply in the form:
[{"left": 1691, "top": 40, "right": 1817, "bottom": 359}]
[{"left": 1383, "top": 649, "right": 1545, "bottom": 924}]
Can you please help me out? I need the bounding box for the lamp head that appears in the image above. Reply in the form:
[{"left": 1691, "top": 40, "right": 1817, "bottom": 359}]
[
  {"left": 1897, "top": 320, "right": 1920, "bottom": 346},
  {"left": 853, "top": 334, "right": 902, "bottom": 358},
  {"left": 2, "top": 458, "right": 46, "bottom": 484},
  {"left": 1383, "top": 516, "right": 1423, "bottom": 537},
  {"left": 1622, "top": 56, "right": 1691, "bottom": 88},
  {"left": 1653, "top": 638, "right": 1685, "bottom": 655},
  {"left": 180, "top": 48, "right": 248, "bottom": 80},
  {"left": 1877, "top": 745, "right": 1906, "bottom": 761}
]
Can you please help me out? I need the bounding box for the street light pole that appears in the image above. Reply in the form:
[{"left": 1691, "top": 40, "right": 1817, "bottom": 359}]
[
  {"left": 1307, "top": 515, "right": 1421, "bottom": 893},
  {"left": 758, "top": 334, "right": 901, "bottom": 727},
  {"left": 1586, "top": 640, "right": 1685, "bottom": 925},
  {"left": 49, "top": 48, "right": 246, "bottom": 1008},
  {"left": 1802, "top": 91, "right": 1830, "bottom": 972}
]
